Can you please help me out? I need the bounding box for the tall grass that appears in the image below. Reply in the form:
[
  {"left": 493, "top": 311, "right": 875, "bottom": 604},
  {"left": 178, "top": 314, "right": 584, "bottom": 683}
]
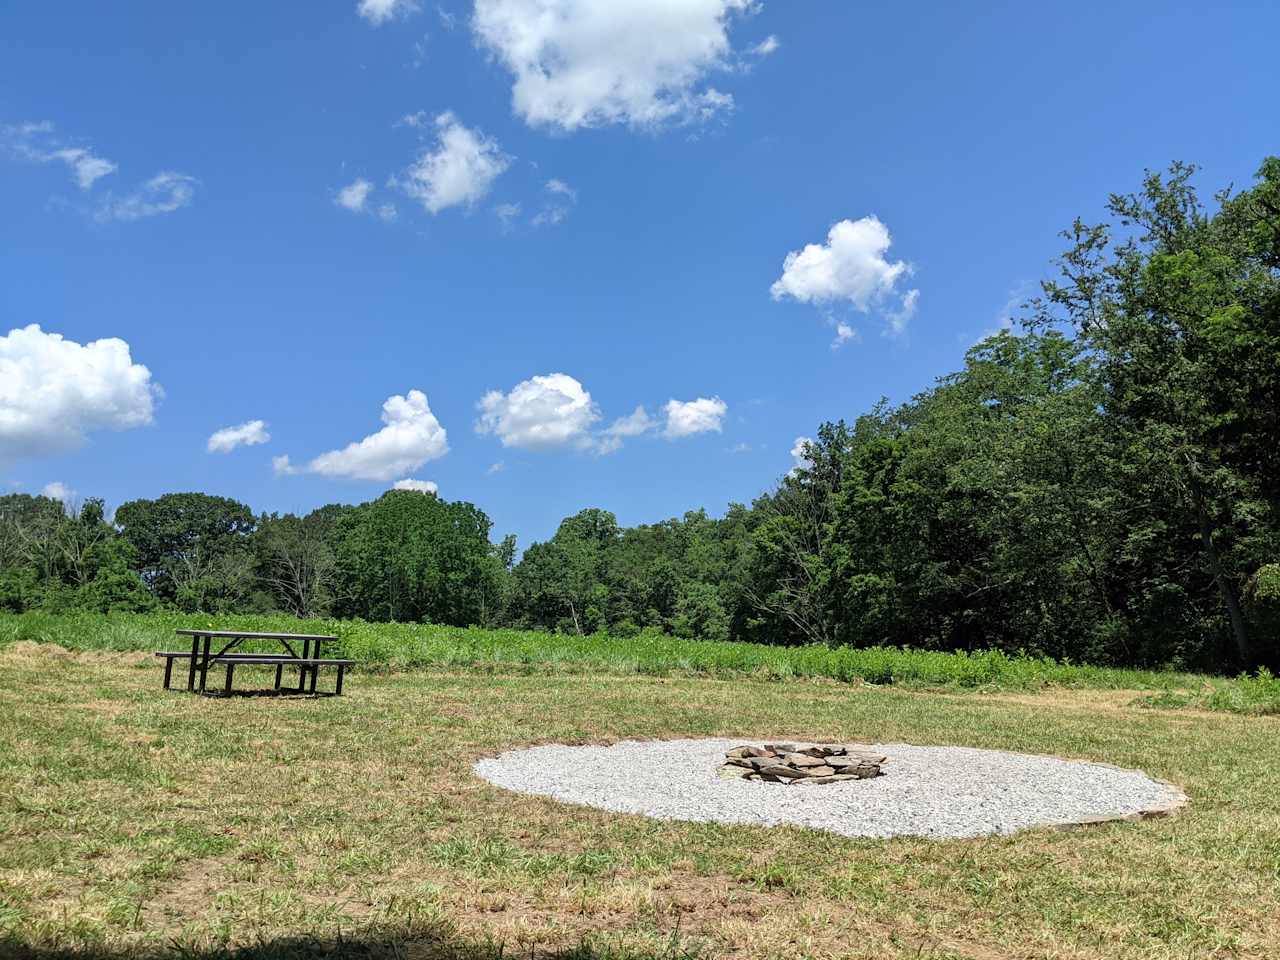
[{"left": 0, "top": 609, "right": 1233, "bottom": 695}]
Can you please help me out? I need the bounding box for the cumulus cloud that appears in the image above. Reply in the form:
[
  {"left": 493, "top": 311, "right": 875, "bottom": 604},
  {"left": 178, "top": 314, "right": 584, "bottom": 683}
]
[
  {"left": 594, "top": 404, "right": 658, "bottom": 454},
  {"left": 336, "top": 179, "right": 398, "bottom": 222},
  {"left": 606, "top": 405, "right": 657, "bottom": 438},
  {"left": 336, "top": 178, "right": 374, "bottom": 212},
  {"left": 207, "top": 420, "right": 270, "bottom": 454},
  {"left": 0, "top": 324, "right": 159, "bottom": 465},
  {"left": 471, "top": 0, "right": 755, "bottom": 131},
  {"left": 396, "top": 111, "right": 510, "bottom": 214},
  {"left": 358, "top": 0, "right": 419, "bottom": 25},
  {"left": 663, "top": 397, "right": 727, "bottom": 438},
  {"left": 476, "top": 373, "right": 600, "bottom": 450},
  {"left": 96, "top": 172, "right": 198, "bottom": 223},
  {"left": 392, "top": 478, "right": 438, "bottom": 493},
  {"left": 275, "top": 389, "right": 448, "bottom": 482},
  {"left": 789, "top": 436, "right": 813, "bottom": 475},
  {"left": 771, "top": 216, "right": 918, "bottom": 342},
  {"left": 41, "top": 481, "right": 76, "bottom": 503},
  {"left": 771, "top": 216, "right": 909, "bottom": 308}
]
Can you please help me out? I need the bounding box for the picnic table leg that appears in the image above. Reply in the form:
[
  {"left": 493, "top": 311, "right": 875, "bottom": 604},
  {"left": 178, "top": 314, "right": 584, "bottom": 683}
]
[
  {"left": 186, "top": 635, "right": 199, "bottom": 691},
  {"left": 163, "top": 656, "right": 174, "bottom": 690},
  {"left": 274, "top": 662, "right": 283, "bottom": 691},
  {"left": 199, "top": 636, "right": 211, "bottom": 693},
  {"left": 309, "top": 662, "right": 319, "bottom": 694},
  {"left": 335, "top": 664, "right": 345, "bottom": 696},
  {"left": 224, "top": 662, "right": 235, "bottom": 695},
  {"left": 296, "top": 638, "right": 310, "bottom": 692}
]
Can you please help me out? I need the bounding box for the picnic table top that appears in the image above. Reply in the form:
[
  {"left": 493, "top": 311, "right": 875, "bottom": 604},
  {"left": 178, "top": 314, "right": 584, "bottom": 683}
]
[{"left": 175, "top": 629, "right": 339, "bottom": 641}]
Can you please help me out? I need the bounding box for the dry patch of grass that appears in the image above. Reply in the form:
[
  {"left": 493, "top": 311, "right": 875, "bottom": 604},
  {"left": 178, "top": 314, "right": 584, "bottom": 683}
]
[{"left": 1, "top": 644, "right": 1278, "bottom": 959}]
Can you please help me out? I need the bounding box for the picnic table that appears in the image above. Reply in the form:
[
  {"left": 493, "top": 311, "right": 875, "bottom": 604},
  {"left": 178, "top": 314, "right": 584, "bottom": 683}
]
[{"left": 155, "top": 629, "right": 355, "bottom": 696}]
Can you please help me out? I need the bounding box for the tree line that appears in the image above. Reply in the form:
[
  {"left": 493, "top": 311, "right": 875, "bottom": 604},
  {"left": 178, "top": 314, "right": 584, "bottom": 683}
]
[{"left": 2, "top": 159, "right": 1278, "bottom": 670}]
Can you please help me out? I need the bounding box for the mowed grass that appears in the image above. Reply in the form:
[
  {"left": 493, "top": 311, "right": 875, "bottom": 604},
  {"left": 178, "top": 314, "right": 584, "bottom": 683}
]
[
  {"left": 1, "top": 642, "right": 1279, "bottom": 959},
  {"left": 5, "top": 611, "right": 1278, "bottom": 714}
]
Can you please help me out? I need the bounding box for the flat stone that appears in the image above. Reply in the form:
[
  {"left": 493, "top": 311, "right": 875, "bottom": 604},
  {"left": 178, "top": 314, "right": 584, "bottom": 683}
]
[
  {"left": 725, "top": 746, "right": 753, "bottom": 759},
  {"left": 760, "top": 764, "right": 805, "bottom": 779},
  {"left": 783, "top": 753, "right": 827, "bottom": 767},
  {"left": 718, "top": 765, "right": 750, "bottom": 779}
]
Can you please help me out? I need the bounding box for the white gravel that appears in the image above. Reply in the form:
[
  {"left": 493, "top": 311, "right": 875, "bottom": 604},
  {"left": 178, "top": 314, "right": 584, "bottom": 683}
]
[{"left": 473, "top": 739, "right": 1185, "bottom": 839}]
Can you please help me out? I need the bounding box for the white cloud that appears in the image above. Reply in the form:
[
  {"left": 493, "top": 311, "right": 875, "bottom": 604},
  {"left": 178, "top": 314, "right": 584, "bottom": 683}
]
[
  {"left": 207, "top": 420, "right": 270, "bottom": 454},
  {"left": 0, "top": 325, "right": 159, "bottom": 465},
  {"left": 771, "top": 216, "right": 910, "bottom": 309},
  {"left": 545, "top": 178, "right": 576, "bottom": 199},
  {"left": 336, "top": 179, "right": 397, "bottom": 222},
  {"left": 276, "top": 389, "right": 448, "bottom": 482},
  {"left": 750, "top": 34, "right": 780, "bottom": 56},
  {"left": 396, "top": 111, "right": 510, "bottom": 214},
  {"left": 336, "top": 178, "right": 374, "bottom": 212},
  {"left": 789, "top": 435, "right": 812, "bottom": 475},
  {"left": 663, "top": 396, "right": 727, "bottom": 438},
  {"left": 358, "top": 0, "right": 420, "bottom": 25},
  {"left": 476, "top": 373, "right": 600, "bottom": 450},
  {"left": 4, "top": 122, "right": 117, "bottom": 190},
  {"left": 771, "top": 216, "right": 918, "bottom": 343},
  {"left": 487, "top": 460, "right": 505, "bottom": 474},
  {"left": 494, "top": 202, "right": 522, "bottom": 231},
  {"left": 471, "top": 0, "right": 755, "bottom": 131},
  {"left": 606, "top": 405, "right": 657, "bottom": 438},
  {"left": 393, "top": 477, "right": 438, "bottom": 493},
  {"left": 532, "top": 177, "right": 577, "bottom": 227},
  {"left": 595, "top": 404, "right": 658, "bottom": 454},
  {"left": 5, "top": 123, "right": 195, "bottom": 222},
  {"left": 885, "top": 288, "right": 920, "bottom": 338},
  {"left": 41, "top": 481, "right": 75, "bottom": 503},
  {"left": 50, "top": 148, "right": 117, "bottom": 190},
  {"left": 96, "top": 172, "right": 198, "bottom": 223}
]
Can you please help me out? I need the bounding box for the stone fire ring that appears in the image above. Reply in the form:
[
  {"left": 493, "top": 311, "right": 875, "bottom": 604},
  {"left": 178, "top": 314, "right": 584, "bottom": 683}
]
[{"left": 473, "top": 739, "right": 1186, "bottom": 840}]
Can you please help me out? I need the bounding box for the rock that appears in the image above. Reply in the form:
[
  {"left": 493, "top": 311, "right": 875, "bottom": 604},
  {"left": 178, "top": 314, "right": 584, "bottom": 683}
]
[
  {"left": 723, "top": 743, "right": 883, "bottom": 785},
  {"left": 782, "top": 753, "right": 827, "bottom": 768},
  {"left": 760, "top": 764, "right": 805, "bottom": 779}
]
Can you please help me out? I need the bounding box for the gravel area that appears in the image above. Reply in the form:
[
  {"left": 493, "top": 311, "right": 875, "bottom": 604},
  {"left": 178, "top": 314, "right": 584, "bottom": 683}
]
[{"left": 473, "top": 739, "right": 1186, "bottom": 839}]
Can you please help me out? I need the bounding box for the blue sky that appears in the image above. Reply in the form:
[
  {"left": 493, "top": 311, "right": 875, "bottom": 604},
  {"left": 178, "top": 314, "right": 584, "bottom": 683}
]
[{"left": 3, "top": 1, "right": 1278, "bottom": 547}]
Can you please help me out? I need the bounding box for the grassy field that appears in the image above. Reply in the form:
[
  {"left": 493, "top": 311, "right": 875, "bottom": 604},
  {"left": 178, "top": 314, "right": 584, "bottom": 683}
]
[
  {"left": 2, "top": 635, "right": 1279, "bottom": 959},
  {"left": 3, "top": 611, "right": 1278, "bottom": 715}
]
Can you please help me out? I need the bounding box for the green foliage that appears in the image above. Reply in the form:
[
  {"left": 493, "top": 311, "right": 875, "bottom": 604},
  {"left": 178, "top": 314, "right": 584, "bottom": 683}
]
[
  {"left": 332, "top": 489, "right": 504, "bottom": 627},
  {"left": 114, "top": 492, "right": 256, "bottom": 601}
]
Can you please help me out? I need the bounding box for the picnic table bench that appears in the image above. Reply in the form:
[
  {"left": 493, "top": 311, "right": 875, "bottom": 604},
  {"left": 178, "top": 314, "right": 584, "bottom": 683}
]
[{"left": 156, "top": 629, "right": 355, "bottom": 696}]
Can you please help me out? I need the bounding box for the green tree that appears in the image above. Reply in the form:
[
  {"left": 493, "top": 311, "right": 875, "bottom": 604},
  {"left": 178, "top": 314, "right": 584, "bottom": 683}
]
[
  {"left": 115, "top": 492, "right": 256, "bottom": 602},
  {"left": 1036, "top": 159, "right": 1280, "bottom": 665},
  {"left": 333, "top": 489, "right": 501, "bottom": 626}
]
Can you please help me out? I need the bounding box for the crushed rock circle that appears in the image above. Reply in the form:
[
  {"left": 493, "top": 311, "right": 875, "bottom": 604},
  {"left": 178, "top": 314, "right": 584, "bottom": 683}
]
[{"left": 473, "top": 738, "right": 1186, "bottom": 839}]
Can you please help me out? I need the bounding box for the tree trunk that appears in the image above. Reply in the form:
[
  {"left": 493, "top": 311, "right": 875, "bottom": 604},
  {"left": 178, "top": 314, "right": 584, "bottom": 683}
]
[{"left": 1192, "top": 488, "right": 1252, "bottom": 665}]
